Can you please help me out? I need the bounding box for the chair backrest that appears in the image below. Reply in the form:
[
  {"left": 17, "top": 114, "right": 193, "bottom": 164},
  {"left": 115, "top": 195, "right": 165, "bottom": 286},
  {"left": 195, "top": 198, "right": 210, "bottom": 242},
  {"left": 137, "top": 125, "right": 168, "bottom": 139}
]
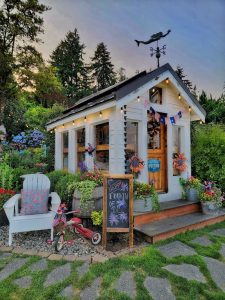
[{"left": 21, "top": 174, "right": 50, "bottom": 191}]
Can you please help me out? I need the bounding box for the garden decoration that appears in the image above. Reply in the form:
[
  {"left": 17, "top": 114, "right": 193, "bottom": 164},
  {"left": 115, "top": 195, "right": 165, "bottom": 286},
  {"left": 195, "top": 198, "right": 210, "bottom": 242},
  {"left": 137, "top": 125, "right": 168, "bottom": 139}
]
[
  {"left": 149, "top": 106, "right": 185, "bottom": 125},
  {"left": 85, "top": 143, "right": 96, "bottom": 171},
  {"left": 52, "top": 204, "right": 101, "bottom": 252},
  {"left": 129, "top": 155, "right": 144, "bottom": 173},
  {"left": 173, "top": 153, "right": 187, "bottom": 172},
  {"left": 199, "top": 181, "right": 224, "bottom": 215},
  {"left": 133, "top": 181, "right": 159, "bottom": 212}
]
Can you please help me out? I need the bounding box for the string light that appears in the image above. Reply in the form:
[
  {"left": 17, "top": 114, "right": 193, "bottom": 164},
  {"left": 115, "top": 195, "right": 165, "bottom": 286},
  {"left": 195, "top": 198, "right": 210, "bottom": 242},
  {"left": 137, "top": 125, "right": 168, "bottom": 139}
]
[
  {"left": 62, "top": 124, "right": 65, "bottom": 129},
  {"left": 120, "top": 107, "right": 124, "bottom": 113},
  {"left": 84, "top": 116, "right": 87, "bottom": 122},
  {"left": 178, "top": 93, "right": 181, "bottom": 100},
  {"left": 73, "top": 121, "right": 75, "bottom": 126},
  {"left": 188, "top": 106, "right": 192, "bottom": 112},
  {"left": 99, "top": 111, "right": 102, "bottom": 117},
  {"left": 200, "top": 120, "right": 203, "bottom": 124},
  {"left": 166, "top": 78, "right": 169, "bottom": 84},
  {"left": 50, "top": 130, "right": 53, "bottom": 133},
  {"left": 137, "top": 96, "right": 140, "bottom": 102},
  {"left": 152, "top": 88, "right": 155, "bottom": 93}
]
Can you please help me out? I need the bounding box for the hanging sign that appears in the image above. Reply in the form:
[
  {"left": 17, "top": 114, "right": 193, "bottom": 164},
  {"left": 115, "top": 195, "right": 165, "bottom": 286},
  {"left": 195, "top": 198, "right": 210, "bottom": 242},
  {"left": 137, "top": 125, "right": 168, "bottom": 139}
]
[
  {"left": 148, "top": 159, "right": 160, "bottom": 173},
  {"left": 102, "top": 174, "right": 133, "bottom": 249}
]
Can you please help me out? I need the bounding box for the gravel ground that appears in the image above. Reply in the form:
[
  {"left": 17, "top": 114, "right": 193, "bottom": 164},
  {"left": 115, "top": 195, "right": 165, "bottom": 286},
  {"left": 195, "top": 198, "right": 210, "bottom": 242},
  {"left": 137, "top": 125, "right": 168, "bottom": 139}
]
[{"left": 0, "top": 226, "right": 98, "bottom": 256}]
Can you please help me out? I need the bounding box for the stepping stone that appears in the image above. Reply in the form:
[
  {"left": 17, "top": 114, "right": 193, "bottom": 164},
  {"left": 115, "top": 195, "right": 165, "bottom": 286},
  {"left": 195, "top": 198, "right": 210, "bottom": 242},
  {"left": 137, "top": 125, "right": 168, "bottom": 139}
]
[
  {"left": 0, "top": 258, "right": 28, "bottom": 282},
  {"left": 210, "top": 228, "right": 225, "bottom": 237},
  {"left": 60, "top": 285, "right": 74, "bottom": 299},
  {"left": 0, "top": 253, "right": 12, "bottom": 260},
  {"left": 163, "top": 263, "right": 206, "bottom": 283},
  {"left": 158, "top": 241, "right": 197, "bottom": 258},
  {"left": 115, "top": 271, "right": 136, "bottom": 299},
  {"left": 44, "top": 263, "right": 71, "bottom": 287},
  {"left": 80, "top": 277, "right": 102, "bottom": 300},
  {"left": 203, "top": 256, "right": 225, "bottom": 291},
  {"left": 220, "top": 244, "right": 225, "bottom": 258},
  {"left": 14, "top": 276, "right": 32, "bottom": 289},
  {"left": 144, "top": 277, "right": 176, "bottom": 300},
  {"left": 191, "top": 236, "right": 213, "bottom": 246},
  {"left": 29, "top": 259, "right": 48, "bottom": 272},
  {"left": 77, "top": 262, "right": 90, "bottom": 278}
]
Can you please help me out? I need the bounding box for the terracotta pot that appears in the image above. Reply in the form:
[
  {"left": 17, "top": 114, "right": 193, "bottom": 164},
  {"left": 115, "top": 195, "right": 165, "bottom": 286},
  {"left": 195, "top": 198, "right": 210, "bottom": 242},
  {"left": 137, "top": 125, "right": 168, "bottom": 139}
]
[{"left": 133, "top": 197, "right": 152, "bottom": 213}]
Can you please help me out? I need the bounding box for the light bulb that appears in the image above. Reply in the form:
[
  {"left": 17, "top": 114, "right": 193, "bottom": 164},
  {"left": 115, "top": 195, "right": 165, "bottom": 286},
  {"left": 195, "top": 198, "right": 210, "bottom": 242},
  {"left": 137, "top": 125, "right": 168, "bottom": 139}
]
[
  {"left": 137, "top": 96, "right": 140, "bottom": 102},
  {"left": 166, "top": 78, "right": 169, "bottom": 84},
  {"left": 99, "top": 111, "right": 102, "bottom": 117}
]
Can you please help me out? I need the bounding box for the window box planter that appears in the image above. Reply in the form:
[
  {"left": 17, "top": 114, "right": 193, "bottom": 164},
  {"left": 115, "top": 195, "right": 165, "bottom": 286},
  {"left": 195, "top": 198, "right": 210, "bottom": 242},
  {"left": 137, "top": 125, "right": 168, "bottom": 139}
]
[
  {"left": 72, "top": 186, "right": 103, "bottom": 216},
  {"left": 133, "top": 197, "right": 152, "bottom": 213}
]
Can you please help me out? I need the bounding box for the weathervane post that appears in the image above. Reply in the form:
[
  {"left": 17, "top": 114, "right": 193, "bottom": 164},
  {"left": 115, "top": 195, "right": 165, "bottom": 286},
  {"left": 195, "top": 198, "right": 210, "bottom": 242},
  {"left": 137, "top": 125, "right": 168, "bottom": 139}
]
[{"left": 135, "top": 30, "right": 171, "bottom": 68}]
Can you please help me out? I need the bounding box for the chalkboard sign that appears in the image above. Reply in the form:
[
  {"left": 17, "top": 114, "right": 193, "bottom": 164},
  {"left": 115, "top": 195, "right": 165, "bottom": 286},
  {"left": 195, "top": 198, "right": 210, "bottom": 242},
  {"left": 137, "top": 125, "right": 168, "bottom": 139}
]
[{"left": 102, "top": 174, "right": 133, "bottom": 249}]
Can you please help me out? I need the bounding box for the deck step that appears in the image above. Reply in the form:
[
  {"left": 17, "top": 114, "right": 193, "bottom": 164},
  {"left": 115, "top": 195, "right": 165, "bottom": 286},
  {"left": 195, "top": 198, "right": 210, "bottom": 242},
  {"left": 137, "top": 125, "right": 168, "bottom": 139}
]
[
  {"left": 134, "top": 209, "right": 225, "bottom": 243},
  {"left": 134, "top": 199, "right": 201, "bottom": 226}
]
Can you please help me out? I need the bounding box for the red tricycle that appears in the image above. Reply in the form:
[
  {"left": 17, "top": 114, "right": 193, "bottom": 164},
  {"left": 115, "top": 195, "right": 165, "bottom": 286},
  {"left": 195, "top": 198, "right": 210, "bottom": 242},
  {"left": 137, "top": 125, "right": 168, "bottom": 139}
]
[{"left": 53, "top": 204, "right": 101, "bottom": 252}]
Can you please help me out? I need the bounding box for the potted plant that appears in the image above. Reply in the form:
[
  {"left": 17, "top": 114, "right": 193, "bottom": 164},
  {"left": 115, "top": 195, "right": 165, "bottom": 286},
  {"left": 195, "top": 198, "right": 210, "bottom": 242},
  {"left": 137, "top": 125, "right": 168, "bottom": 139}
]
[
  {"left": 179, "top": 176, "right": 202, "bottom": 202},
  {"left": 91, "top": 210, "right": 103, "bottom": 232},
  {"left": 199, "top": 181, "right": 224, "bottom": 215},
  {"left": 133, "top": 181, "right": 159, "bottom": 213}
]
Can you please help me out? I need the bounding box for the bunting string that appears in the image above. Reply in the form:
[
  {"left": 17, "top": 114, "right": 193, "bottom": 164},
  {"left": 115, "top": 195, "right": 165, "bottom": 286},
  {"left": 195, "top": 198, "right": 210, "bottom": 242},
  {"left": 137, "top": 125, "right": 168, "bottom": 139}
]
[{"left": 149, "top": 106, "right": 185, "bottom": 125}]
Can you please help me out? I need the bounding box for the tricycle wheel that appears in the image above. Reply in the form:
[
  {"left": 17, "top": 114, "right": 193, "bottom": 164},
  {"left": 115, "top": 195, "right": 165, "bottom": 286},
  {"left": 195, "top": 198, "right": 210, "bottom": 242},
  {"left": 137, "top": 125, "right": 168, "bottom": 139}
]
[
  {"left": 55, "top": 234, "right": 64, "bottom": 252},
  {"left": 91, "top": 232, "right": 101, "bottom": 245}
]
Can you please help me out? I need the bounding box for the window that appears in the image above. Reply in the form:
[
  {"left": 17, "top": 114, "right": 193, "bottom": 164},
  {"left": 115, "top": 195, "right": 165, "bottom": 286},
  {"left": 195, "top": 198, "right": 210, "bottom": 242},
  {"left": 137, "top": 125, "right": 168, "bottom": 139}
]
[
  {"left": 63, "top": 132, "right": 68, "bottom": 170},
  {"left": 173, "top": 126, "right": 182, "bottom": 176},
  {"left": 149, "top": 87, "right": 162, "bottom": 104},
  {"left": 95, "top": 123, "right": 109, "bottom": 171},
  {"left": 125, "top": 121, "right": 138, "bottom": 174},
  {"left": 147, "top": 113, "right": 161, "bottom": 149},
  {"left": 77, "top": 128, "right": 85, "bottom": 169}
]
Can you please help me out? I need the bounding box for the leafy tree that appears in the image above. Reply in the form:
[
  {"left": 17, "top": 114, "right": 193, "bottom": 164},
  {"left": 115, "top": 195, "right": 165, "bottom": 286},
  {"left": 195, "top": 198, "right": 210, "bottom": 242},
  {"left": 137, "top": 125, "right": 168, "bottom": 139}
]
[
  {"left": 90, "top": 42, "right": 116, "bottom": 90},
  {"left": 176, "top": 65, "right": 193, "bottom": 92},
  {"left": 51, "top": 28, "right": 90, "bottom": 103},
  {"left": 117, "top": 67, "right": 127, "bottom": 82}
]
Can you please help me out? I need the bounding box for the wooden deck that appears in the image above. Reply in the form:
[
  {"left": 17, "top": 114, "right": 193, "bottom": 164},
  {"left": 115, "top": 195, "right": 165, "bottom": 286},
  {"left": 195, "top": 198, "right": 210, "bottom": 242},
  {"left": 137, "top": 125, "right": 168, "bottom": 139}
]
[{"left": 134, "top": 200, "right": 225, "bottom": 243}]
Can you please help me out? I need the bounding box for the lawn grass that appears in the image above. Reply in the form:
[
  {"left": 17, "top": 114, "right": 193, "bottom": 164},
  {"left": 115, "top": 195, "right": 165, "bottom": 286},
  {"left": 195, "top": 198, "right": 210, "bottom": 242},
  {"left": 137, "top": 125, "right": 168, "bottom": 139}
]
[{"left": 1, "top": 221, "right": 225, "bottom": 299}]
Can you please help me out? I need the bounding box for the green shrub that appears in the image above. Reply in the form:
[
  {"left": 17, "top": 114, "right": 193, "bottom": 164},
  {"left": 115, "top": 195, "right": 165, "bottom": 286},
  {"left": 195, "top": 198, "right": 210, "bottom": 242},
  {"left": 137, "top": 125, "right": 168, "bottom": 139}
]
[
  {"left": 54, "top": 173, "right": 80, "bottom": 205},
  {"left": 192, "top": 125, "right": 225, "bottom": 191},
  {"left": 0, "top": 163, "right": 14, "bottom": 190},
  {"left": 46, "top": 170, "right": 69, "bottom": 191}
]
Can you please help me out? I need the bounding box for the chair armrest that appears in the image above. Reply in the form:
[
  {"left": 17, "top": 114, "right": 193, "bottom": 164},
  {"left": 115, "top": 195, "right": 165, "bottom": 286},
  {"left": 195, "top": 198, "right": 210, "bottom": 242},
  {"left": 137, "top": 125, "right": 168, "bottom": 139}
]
[
  {"left": 49, "top": 192, "right": 61, "bottom": 212},
  {"left": 3, "top": 194, "right": 21, "bottom": 220}
]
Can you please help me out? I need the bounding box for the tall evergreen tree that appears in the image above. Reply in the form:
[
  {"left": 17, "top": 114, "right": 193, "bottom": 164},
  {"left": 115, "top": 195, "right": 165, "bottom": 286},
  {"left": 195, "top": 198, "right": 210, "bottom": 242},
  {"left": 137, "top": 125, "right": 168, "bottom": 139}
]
[
  {"left": 117, "top": 67, "right": 127, "bottom": 82},
  {"left": 91, "top": 42, "right": 116, "bottom": 90},
  {"left": 176, "top": 65, "right": 193, "bottom": 92},
  {"left": 51, "top": 29, "right": 90, "bottom": 104}
]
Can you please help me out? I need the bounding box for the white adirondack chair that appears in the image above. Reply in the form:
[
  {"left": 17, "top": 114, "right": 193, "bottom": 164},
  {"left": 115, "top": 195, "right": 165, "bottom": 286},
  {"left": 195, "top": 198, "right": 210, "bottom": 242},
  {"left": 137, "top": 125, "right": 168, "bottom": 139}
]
[{"left": 3, "top": 173, "right": 61, "bottom": 246}]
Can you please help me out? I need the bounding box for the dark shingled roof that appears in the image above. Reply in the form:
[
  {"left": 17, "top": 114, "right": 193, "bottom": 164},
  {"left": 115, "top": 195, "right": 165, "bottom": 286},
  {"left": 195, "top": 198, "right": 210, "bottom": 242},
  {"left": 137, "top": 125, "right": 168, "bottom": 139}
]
[{"left": 47, "top": 63, "right": 206, "bottom": 126}]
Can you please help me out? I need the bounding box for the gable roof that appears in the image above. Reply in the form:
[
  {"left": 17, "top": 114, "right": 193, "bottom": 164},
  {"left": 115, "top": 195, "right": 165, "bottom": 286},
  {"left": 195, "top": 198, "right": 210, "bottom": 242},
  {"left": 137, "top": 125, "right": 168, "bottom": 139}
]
[{"left": 47, "top": 63, "right": 206, "bottom": 126}]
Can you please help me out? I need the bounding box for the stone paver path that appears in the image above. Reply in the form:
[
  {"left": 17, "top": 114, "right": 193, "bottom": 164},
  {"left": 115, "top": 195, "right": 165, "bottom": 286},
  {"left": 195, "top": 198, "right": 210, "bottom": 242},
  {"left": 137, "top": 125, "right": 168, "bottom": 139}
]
[
  {"left": 77, "top": 262, "right": 90, "bottom": 278},
  {"left": 115, "top": 271, "right": 136, "bottom": 299},
  {"left": 0, "top": 253, "right": 12, "bottom": 260},
  {"left": 80, "top": 277, "right": 102, "bottom": 300},
  {"left": 158, "top": 241, "right": 197, "bottom": 258},
  {"left": 60, "top": 285, "right": 74, "bottom": 298},
  {"left": 14, "top": 276, "right": 32, "bottom": 288},
  {"left": 29, "top": 259, "right": 48, "bottom": 272},
  {"left": 191, "top": 236, "right": 213, "bottom": 246},
  {"left": 163, "top": 263, "right": 206, "bottom": 283},
  {"left": 144, "top": 277, "right": 176, "bottom": 300},
  {"left": 203, "top": 256, "right": 225, "bottom": 291},
  {"left": 0, "top": 258, "right": 28, "bottom": 282},
  {"left": 44, "top": 263, "right": 71, "bottom": 287},
  {"left": 210, "top": 228, "right": 225, "bottom": 237}
]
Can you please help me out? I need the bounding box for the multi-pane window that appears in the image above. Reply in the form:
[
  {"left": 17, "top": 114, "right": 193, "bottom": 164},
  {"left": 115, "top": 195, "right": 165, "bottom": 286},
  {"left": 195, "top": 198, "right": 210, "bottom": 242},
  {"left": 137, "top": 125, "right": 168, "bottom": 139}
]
[
  {"left": 149, "top": 87, "right": 162, "bottom": 104},
  {"left": 63, "top": 132, "right": 68, "bottom": 170},
  {"left": 173, "top": 126, "right": 182, "bottom": 176},
  {"left": 77, "top": 128, "right": 85, "bottom": 169},
  {"left": 125, "top": 121, "right": 138, "bottom": 173},
  {"left": 95, "top": 123, "right": 109, "bottom": 171}
]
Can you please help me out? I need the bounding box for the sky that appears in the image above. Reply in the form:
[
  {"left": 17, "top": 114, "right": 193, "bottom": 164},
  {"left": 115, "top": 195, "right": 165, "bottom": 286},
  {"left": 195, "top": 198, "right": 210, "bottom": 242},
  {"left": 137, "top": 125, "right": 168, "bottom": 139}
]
[{"left": 38, "top": 0, "right": 225, "bottom": 98}]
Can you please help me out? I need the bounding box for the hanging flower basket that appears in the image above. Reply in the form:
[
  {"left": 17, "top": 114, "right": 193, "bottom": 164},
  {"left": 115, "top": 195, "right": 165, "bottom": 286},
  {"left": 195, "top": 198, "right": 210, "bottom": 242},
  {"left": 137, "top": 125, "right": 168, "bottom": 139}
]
[{"left": 173, "top": 153, "right": 187, "bottom": 172}]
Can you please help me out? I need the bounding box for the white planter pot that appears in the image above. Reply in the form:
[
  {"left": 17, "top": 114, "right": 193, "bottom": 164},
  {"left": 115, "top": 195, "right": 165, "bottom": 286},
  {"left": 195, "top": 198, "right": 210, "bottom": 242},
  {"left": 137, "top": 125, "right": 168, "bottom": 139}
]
[
  {"left": 201, "top": 201, "right": 219, "bottom": 215},
  {"left": 133, "top": 197, "right": 152, "bottom": 213},
  {"left": 186, "top": 188, "right": 199, "bottom": 202}
]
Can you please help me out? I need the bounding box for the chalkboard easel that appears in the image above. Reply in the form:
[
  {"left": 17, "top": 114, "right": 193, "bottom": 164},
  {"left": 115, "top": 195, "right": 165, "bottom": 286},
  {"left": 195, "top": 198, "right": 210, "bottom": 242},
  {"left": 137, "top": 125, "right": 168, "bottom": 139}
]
[{"left": 102, "top": 174, "right": 133, "bottom": 249}]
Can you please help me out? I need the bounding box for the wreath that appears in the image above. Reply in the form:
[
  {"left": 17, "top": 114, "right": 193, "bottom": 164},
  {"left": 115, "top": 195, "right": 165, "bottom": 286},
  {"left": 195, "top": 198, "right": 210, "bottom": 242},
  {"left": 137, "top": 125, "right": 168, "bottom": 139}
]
[
  {"left": 173, "top": 153, "right": 187, "bottom": 172},
  {"left": 129, "top": 155, "right": 144, "bottom": 173}
]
